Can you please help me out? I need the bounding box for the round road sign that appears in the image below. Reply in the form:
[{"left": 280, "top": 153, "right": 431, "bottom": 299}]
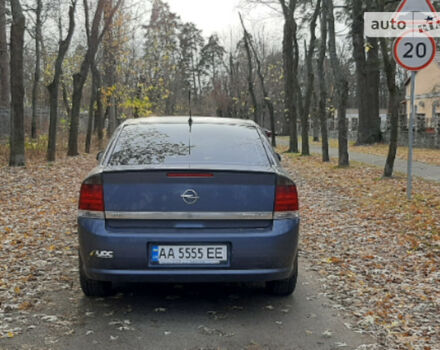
[{"left": 393, "top": 30, "right": 437, "bottom": 71}]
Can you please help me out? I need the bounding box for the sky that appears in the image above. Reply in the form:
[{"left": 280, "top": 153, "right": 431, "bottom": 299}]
[
  {"left": 161, "top": 1, "right": 349, "bottom": 50},
  {"left": 166, "top": 0, "right": 242, "bottom": 35},
  {"left": 165, "top": 0, "right": 283, "bottom": 41}
]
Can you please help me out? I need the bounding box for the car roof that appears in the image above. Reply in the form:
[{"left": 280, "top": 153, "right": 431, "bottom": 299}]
[{"left": 122, "top": 116, "right": 258, "bottom": 127}]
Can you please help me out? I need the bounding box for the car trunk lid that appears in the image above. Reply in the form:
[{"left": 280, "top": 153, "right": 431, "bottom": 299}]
[{"left": 103, "top": 170, "right": 276, "bottom": 229}]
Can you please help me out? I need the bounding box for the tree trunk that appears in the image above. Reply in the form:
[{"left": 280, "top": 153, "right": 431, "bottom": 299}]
[
  {"left": 95, "top": 70, "right": 104, "bottom": 150},
  {"left": 191, "top": 51, "right": 198, "bottom": 101},
  {"left": 47, "top": 4, "right": 76, "bottom": 162},
  {"left": 239, "top": 13, "right": 259, "bottom": 124},
  {"left": 61, "top": 79, "right": 71, "bottom": 116},
  {"left": 312, "top": 91, "right": 320, "bottom": 142},
  {"left": 227, "top": 53, "right": 236, "bottom": 119},
  {"left": 0, "top": 0, "right": 9, "bottom": 107},
  {"left": 244, "top": 18, "right": 277, "bottom": 147},
  {"left": 366, "top": 36, "right": 381, "bottom": 142},
  {"left": 352, "top": 0, "right": 381, "bottom": 145},
  {"left": 301, "top": 0, "right": 321, "bottom": 156},
  {"left": 232, "top": 55, "right": 241, "bottom": 119},
  {"left": 383, "top": 88, "right": 399, "bottom": 177},
  {"left": 31, "top": 0, "right": 42, "bottom": 139},
  {"left": 279, "top": 0, "right": 299, "bottom": 153},
  {"left": 107, "top": 96, "right": 116, "bottom": 136},
  {"left": 9, "top": 0, "right": 25, "bottom": 167},
  {"left": 379, "top": 40, "right": 399, "bottom": 177},
  {"left": 318, "top": 10, "right": 329, "bottom": 162},
  {"left": 85, "top": 63, "right": 98, "bottom": 154},
  {"left": 325, "top": 0, "right": 349, "bottom": 167},
  {"left": 68, "top": 61, "right": 89, "bottom": 156},
  {"left": 103, "top": 0, "right": 117, "bottom": 137},
  {"left": 352, "top": 0, "right": 368, "bottom": 143},
  {"left": 47, "top": 84, "right": 59, "bottom": 161},
  {"left": 293, "top": 33, "right": 304, "bottom": 151},
  {"left": 197, "top": 68, "right": 202, "bottom": 102},
  {"left": 337, "top": 85, "right": 349, "bottom": 166}
]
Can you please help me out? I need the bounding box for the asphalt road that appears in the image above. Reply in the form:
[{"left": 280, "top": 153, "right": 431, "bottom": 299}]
[
  {"left": 277, "top": 138, "right": 440, "bottom": 183},
  {"left": 1, "top": 259, "right": 374, "bottom": 350}
]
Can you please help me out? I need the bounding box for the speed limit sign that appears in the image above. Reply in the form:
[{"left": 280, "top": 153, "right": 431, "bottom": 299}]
[
  {"left": 393, "top": 30, "right": 437, "bottom": 71},
  {"left": 393, "top": 29, "right": 436, "bottom": 199}
]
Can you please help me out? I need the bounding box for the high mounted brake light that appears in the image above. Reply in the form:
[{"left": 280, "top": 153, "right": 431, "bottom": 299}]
[
  {"left": 78, "top": 175, "right": 104, "bottom": 218},
  {"left": 274, "top": 177, "right": 299, "bottom": 219},
  {"left": 167, "top": 173, "right": 214, "bottom": 178}
]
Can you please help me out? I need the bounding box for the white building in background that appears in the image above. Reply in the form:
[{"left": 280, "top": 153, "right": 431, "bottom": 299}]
[
  {"left": 404, "top": 54, "right": 440, "bottom": 133},
  {"left": 334, "top": 108, "right": 388, "bottom": 132}
]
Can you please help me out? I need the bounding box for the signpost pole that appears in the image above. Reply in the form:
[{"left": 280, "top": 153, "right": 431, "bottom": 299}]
[{"left": 408, "top": 70, "right": 416, "bottom": 200}]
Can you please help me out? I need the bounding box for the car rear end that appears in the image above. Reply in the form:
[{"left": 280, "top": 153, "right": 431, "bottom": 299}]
[{"left": 77, "top": 118, "right": 299, "bottom": 295}]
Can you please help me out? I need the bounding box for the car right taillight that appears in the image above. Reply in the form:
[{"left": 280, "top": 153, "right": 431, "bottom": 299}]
[
  {"left": 78, "top": 175, "right": 104, "bottom": 219},
  {"left": 274, "top": 177, "right": 299, "bottom": 219}
]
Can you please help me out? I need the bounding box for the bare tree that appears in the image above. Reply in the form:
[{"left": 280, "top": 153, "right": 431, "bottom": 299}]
[
  {"left": 317, "top": 9, "right": 329, "bottom": 162},
  {"left": 311, "top": 91, "right": 319, "bottom": 142},
  {"left": 67, "top": 0, "right": 123, "bottom": 156},
  {"left": 325, "top": 0, "right": 349, "bottom": 166},
  {"left": 93, "top": 64, "right": 104, "bottom": 149},
  {"left": 85, "top": 61, "right": 103, "bottom": 153},
  {"left": 381, "top": 37, "right": 399, "bottom": 178},
  {"left": 239, "top": 13, "right": 259, "bottom": 123},
  {"left": 378, "top": 0, "right": 400, "bottom": 177},
  {"left": 9, "top": 0, "right": 25, "bottom": 166},
  {"left": 352, "top": 0, "right": 381, "bottom": 145},
  {"left": 103, "top": 0, "right": 116, "bottom": 137},
  {"left": 300, "top": 0, "right": 321, "bottom": 156},
  {"left": 0, "top": 0, "right": 9, "bottom": 108},
  {"left": 239, "top": 13, "right": 277, "bottom": 146},
  {"left": 47, "top": 1, "right": 76, "bottom": 162},
  {"left": 31, "top": 0, "right": 42, "bottom": 139},
  {"left": 279, "top": 0, "right": 299, "bottom": 153},
  {"left": 250, "top": 34, "right": 277, "bottom": 146}
]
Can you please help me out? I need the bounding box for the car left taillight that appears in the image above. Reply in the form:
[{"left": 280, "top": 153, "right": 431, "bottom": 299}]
[
  {"left": 78, "top": 175, "right": 105, "bottom": 219},
  {"left": 274, "top": 176, "right": 299, "bottom": 219}
]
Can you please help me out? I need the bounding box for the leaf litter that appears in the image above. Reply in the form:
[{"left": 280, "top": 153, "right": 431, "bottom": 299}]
[
  {"left": 0, "top": 155, "right": 96, "bottom": 338},
  {"left": 284, "top": 153, "right": 440, "bottom": 350}
]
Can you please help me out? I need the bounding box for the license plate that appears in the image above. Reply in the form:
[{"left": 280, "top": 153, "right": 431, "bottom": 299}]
[{"left": 151, "top": 245, "right": 228, "bottom": 265}]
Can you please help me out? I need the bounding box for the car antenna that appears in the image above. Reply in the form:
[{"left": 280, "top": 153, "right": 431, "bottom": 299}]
[
  {"left": 188, "top": 90, "right": 192, "bottom": 158},
  {"left": 188, "top": 90, "right": 193, "bottom": 131}
]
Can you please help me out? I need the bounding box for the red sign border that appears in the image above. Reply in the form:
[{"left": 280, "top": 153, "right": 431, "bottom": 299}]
[
  {"left": 393, "top": 30, "right": 437, "bottom": 71},
  {"left": 395, "top": 0, "right": 437, "bottom": 14},
  {"left": 392, "top": 0, "right": 439, "bottom": 24}
]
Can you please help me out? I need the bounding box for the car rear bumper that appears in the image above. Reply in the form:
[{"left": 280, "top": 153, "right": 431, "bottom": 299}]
[
  {"left": 78, "top": 218, "right": 300, "bottom": 283},
  {"left": 84, "top": 267, "right": 294, "bottom": 283}
]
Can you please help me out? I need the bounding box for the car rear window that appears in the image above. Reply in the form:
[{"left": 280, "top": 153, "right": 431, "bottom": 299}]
[{"left": 107, "top": 123, "right": 270, "bottom": 167}]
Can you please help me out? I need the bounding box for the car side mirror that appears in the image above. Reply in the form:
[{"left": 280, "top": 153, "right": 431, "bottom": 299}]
[
  {"left": 96, "top": 151, "right": 104, "bottom": 162},
  {"left": 276, "top": 153, "right": 282, "bottom": 162}
]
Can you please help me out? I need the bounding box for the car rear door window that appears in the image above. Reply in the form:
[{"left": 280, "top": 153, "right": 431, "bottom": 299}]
[
  {"left": 108, "top": 123, "right": 270, "bottom": 167},
  {"left": 190, "top": 124, "right": 269, "bottom": 166},
  {"left": 108, "top": 124, "right": 190, "bottom": 166}
]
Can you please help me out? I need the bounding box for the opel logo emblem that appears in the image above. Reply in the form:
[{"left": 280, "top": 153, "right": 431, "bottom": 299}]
[{"left": 181, "top": 189, "right": 199, "bottom": 205}]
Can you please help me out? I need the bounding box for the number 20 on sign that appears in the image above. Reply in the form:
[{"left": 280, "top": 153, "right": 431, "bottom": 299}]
[{"left": 393, "top": 30, "right": 436, "bottom": 71}]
